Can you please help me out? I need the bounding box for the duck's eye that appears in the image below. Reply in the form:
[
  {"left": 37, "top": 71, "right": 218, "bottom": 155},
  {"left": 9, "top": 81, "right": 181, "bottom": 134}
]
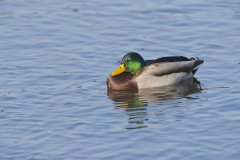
[{"left": 126, "top": 59, "right": 130, "bottom": 62}]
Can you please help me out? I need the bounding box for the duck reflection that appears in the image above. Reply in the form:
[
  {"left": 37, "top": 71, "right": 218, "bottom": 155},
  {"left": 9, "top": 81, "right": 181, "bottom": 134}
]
[{"left": 107, "top": 78, "right": 202, "bottom": 130}]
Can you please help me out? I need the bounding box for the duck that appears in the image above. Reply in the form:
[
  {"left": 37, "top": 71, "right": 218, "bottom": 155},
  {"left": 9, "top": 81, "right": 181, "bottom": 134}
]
[{"left": 107, "top": 52, "right": 204, "bottom": 91}]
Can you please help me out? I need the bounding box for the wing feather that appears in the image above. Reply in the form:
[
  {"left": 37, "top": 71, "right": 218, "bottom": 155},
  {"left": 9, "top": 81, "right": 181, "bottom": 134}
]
[{"left": 139, "top": 61, "right": 197, "bottom": 77}]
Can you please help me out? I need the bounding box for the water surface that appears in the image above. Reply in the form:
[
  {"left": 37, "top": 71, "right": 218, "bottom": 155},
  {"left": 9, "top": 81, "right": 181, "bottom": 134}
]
[{"left": 0, "top": 0, "right": 240, "bottom": 160}]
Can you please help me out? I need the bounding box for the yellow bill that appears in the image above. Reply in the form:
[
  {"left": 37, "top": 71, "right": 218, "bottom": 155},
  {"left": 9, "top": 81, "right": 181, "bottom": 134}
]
[{"left": 111, "top": 64, "right": 126, "bottom": 76}]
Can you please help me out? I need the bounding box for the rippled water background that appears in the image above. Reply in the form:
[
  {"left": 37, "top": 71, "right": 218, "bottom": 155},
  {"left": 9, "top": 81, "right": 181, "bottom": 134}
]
[{"left": 1, "top": 0, "right": 240, "bottom": 159}]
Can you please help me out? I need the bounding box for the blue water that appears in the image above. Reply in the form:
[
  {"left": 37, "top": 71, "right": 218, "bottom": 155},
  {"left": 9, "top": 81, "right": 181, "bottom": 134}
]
[{"left": 0, "top": 0, "right": 240, "bottom": 159}]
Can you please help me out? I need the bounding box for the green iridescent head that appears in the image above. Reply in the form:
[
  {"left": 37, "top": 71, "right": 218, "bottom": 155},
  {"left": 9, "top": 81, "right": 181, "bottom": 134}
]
[{"left": 111, "top": 52, "right": 145, "bottom": 76}]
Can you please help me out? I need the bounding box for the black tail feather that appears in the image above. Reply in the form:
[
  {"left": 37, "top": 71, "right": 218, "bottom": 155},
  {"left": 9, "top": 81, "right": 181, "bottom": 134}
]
[{"left": 191, "top": 57, "right": 204, "bottom": 75}]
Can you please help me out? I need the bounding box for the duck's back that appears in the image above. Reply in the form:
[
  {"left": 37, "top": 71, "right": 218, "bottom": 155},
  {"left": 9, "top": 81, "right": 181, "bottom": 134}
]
[
  {"left": 145, "top": 56, "right": 190, "bottom": 65},
  {"left": 134, "top": 57, "right": 204, "bottom": 89}
]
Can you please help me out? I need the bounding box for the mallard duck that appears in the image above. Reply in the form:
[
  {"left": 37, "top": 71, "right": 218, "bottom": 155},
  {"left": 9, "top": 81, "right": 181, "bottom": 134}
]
[{"left": 107, "top": 52, "right": 204, "bottom": 90}]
